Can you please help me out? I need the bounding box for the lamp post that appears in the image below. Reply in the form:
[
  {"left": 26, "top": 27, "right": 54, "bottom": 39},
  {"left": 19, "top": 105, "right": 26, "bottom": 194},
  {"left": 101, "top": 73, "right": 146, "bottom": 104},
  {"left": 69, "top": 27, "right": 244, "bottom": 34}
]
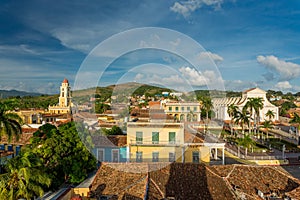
[{"left": 282, "top": 144, "right": 286, "bottom": 160}]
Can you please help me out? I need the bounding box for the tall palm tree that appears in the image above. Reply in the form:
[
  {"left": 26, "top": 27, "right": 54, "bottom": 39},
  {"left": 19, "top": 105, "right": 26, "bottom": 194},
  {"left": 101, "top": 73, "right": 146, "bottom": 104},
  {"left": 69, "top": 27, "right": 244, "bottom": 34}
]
[
  {"left": 265, "top": 110, "right": 275, "bottom": 121},
  {"left": 244, "top": 98, "right": 263, "bottom": 134},
  {"left": 234, "top": 109, "right": 250, "bottom": 136},
  {"left": 261, "top": 120, "right": 274, "bottom": 140},
  {"left": 0, "top": 152, "right": 51, "bottom": 200},
  {"left": 199, "top": 96, "right": 213, "bottom": 133},
  {"left": 0, "top": 103, "right": 23, "bottom": 142},
  {"left": 227, "top": 104, "right": 239, "bottom": 136}
]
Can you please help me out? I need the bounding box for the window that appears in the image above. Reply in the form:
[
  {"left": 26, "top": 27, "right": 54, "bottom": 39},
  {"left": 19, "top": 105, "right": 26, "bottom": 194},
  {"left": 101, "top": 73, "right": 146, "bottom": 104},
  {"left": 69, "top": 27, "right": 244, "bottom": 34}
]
[
  {"left": 169, "top": 132, "right": 176, "bottom": 144},
  {"left": 169, "top": 152, "right": 176, "bottom": 162},
  {"left": 193, "top": 107, "right": 197, "bottom": 112},
  {"left": 136, "top": 151, "right": 143, "bottom": 162},
  {"left": 136, "top": 132, "right": 143, "bottom": 144},
  {"left": 175, "top": 107, "right": 179, "bottom": 111},
  {"left": 112, "top": 149, "right": 119, "bottom": 162},
  {"left": 187, "top": 107, "right": 190, "bottom": 111},
  {"left": 97, "top": 149, "right": 104, "bottom": 162},
  {"left": 192, "top": 151, "right": 199, "bottom": 163},
  {"left": 169, "top": 107, "right": 172, "bottom": 111},
  {"left": 152, "top": 152, "right": 159, "bottom": 162},
  {"left": 152, "top": 132, "right": 159, "bottom": 144},
  {"left": 181, "top": 107, "right": 184, "bottom": 111}
]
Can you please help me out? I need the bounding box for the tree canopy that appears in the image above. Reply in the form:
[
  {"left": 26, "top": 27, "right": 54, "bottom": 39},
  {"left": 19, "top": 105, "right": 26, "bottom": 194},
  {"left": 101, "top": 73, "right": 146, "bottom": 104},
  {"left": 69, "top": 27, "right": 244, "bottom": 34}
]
[{"left": 25, "top": 122, "right": 97, "bottom": 189}]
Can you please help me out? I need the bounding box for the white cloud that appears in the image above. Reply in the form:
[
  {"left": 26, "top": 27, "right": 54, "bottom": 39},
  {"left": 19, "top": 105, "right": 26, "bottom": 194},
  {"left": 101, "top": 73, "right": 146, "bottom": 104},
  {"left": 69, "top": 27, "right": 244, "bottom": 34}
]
[
  {"left": 275, "top": 81, "right": 292, "bottom": 90},
  {"left": 170, "top": 0, "right": 224, "bottom": 18},
  {"left": 134, "top": 73, "right": 144, "bottom": 81},
  {"left": 257, "top": 55, "right": 300, "bottom": 81},
  {"left": 198, "top": 51, "right": 223, "bottom": 63},
  {"left": 179, "top": 66, "right": 220, "bottom": 86}
]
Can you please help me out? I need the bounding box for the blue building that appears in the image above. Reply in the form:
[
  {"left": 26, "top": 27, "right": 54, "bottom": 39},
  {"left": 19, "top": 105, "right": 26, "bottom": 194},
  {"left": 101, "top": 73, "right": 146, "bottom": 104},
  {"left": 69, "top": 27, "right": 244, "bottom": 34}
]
[{"left": 92, "top": 135, "right": 127, "bottom": 163}]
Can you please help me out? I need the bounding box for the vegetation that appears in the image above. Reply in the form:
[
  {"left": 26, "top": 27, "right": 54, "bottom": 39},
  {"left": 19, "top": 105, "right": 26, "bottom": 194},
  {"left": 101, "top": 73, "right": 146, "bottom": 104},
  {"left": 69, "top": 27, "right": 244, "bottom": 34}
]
[
  {"left": 0, "top": 152, "right": 51, "bottom": 200},
  {"left": 233, "top": 108, "right": 250, "bottom": 135},
  {"left": 260, "top": 120, "right": 274, "bottom": 140},
  {"left": 1, "top": 122, "right": 97, "bottom": 194},
  {"left": 280, "top": 101, "right": 297, "bottom": 116},
  {"left": 101, "top": 126, "right": 124, "bottom": 135},
  {"left": 244, "top": 97, "right": 263, "bottom": 133},
  {"left": 94, "top": 101, "right": 111, "bottom": 114},
  {"left": 0, "top": 103, "right": 23, "bottom": 142},
  {"left": 0, "top": 95, "right": 58, "bottom": 110}
]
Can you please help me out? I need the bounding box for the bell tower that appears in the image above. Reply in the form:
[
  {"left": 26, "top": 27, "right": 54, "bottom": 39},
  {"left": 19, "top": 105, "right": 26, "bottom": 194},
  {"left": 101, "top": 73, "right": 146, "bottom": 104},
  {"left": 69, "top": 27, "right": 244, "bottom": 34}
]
[{"left": 59, "top": 78, "right": 72, "bottom": 107}]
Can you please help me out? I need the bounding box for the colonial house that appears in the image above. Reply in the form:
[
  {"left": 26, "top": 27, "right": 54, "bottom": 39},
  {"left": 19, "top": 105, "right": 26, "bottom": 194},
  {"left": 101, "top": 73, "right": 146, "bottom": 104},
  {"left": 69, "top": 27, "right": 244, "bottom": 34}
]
[
  {"left": 213, "top": 87, "right": 279, "bottom": 122},
  {"left": 92, "top": 135, "right": 127, "bottom": 163},
  {"left": 161, "top": 100, "right": 201, "bottom": 122}
]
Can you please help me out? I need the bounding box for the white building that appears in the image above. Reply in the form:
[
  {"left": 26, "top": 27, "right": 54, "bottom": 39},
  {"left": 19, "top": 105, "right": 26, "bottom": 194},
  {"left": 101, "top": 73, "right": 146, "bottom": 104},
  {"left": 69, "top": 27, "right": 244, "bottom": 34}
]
[{"left": 213, "top": 88, "right": 279, "bottom": 122}]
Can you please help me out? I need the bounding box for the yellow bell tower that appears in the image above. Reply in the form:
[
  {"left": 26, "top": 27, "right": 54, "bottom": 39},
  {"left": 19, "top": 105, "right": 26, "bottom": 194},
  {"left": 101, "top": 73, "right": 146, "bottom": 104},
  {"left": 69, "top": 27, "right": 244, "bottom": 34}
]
[
  {"left": 59, "top": 78, "right": 72, "bottom": 107},
  {"left": 48, "top": 78, "right": 73, "bottom": 114}
]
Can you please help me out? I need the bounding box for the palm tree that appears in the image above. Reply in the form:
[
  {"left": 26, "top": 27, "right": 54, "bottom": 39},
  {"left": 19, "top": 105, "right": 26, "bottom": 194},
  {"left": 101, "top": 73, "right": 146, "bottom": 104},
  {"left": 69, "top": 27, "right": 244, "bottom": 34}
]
[
  {"left": 0, "top": 152, "right": 51, "bottom": 200},
  {"left": 199, "top": 96, "right": 213, "bottom": 133},
  {"left": 261, "top": 120, "right": 274, "bottom": 140},
  {"left": 244, "top": 98, "right": 263, "bottom": 134},
  {"left": 227, "top": 104, "right": 239, "bottom": 136},
  {"left": 0, "top": 103, "right": 23, "bottom": 142},
  {"left": 237, "top": 134, "right": 256, "bottom": 155},
  {"left": 265, "top": 110, "right": 275, "bottom": 121},
  {"left": 234, "top": 108, "right": 251, "bottom": 136}
]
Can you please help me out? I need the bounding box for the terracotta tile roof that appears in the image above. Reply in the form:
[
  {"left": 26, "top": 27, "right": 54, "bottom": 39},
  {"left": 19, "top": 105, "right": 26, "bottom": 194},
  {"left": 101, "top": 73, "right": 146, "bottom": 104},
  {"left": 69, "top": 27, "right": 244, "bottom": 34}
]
[
  {"left": 1, "top": 132, "right": 34, "bottom": 145},
  {"left": 286, "top": 186, "right": 300, "bottom": 199},
  {"left": 210, "top": 164, "right": 300, "bottom": 199},
  {"left": 92, "top": 135, "right": 127, "bottom": 147},
  {"left": 184, "top": 130, "right": 204, "bottom": 143},
  {"left": 90, "top": 163, "right": 300, "bottom": 199},
  {"left": 90, "top": 163, "right": 148, "bottom": 199}
]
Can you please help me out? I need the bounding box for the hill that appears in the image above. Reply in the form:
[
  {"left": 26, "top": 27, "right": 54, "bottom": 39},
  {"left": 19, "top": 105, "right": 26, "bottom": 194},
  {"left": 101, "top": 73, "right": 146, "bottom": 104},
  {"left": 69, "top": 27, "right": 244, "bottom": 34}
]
[{"left": 0, "top": 89, "right": 42, "bottom": 98}]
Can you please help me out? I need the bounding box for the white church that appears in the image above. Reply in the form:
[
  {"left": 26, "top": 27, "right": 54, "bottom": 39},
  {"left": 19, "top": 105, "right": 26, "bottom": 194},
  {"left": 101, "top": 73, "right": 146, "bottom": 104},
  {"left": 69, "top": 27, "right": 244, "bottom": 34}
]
[{"left": 212, "top": 88, "right": 279, "bottom": 122}]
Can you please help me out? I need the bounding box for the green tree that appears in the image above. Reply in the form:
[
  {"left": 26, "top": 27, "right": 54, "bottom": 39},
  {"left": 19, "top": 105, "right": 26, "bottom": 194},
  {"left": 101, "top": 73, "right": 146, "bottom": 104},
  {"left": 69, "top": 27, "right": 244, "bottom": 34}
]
[
  {"left": 244, "top": 97, "right": 263, "bottom": 133},
  {"left": 102, "top": 125, "right": 123, "bottom": 135},
  {"left": 227, "top": 104, "right": 239, "bottom": 136},
  {"left": 0, "top": 103, "right": 23, "bottom": 142},
  {"left": 199, "top": 96, "right": 213, "bottom": 133},
  {"left": 0, "top": 152, "right": 51, "bottom": 200},
  {"left": 28, "top": 122, "right": 97, "bottom": 189},
  {"left": 261, "top": 120, "right": 274, "bottom": 140},
  {"left": 280, "top": 101, "right": 296, "bottom": 116},
  {"left": 265, "top": 110, "right": 275, "bottom": 121},
  {"left": 234, "top": 109, "right": 250, "bottom": 136},
  {"left": 237, "top": 134, "right": 256, "bottom": 154}
]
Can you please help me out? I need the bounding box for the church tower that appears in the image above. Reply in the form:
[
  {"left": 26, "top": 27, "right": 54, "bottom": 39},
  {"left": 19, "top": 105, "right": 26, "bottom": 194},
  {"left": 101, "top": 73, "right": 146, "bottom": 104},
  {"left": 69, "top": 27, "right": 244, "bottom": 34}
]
[
  {"left": 59, "top": 78, "right": 72, "bottom": 107},
  {"left": 48, "top": 78, "right": 73, "bottom": 114}
]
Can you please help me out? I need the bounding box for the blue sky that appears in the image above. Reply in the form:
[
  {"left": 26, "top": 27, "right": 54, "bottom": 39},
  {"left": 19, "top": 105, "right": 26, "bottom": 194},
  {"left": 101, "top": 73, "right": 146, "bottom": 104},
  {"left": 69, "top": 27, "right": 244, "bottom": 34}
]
[{"left": 0, "top": 0, "right": 300, "bottom": 94}]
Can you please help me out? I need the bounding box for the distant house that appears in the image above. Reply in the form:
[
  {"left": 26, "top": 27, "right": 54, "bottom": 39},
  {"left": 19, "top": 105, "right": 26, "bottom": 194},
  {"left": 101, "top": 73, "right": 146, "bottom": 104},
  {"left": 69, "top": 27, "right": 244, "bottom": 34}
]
[
  {"left": 92, "top": 135, "right": 127, "bottom": 163},
  {"left": 161, "top": 101, "right": 201, "bottom": 122}
]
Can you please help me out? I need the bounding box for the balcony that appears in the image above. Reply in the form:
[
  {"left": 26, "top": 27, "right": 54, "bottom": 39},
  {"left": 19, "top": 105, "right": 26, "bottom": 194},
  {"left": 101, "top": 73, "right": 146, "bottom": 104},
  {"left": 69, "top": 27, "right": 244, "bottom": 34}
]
[{"left": 130, "top": 140, "right": 181, "bottom": 146}]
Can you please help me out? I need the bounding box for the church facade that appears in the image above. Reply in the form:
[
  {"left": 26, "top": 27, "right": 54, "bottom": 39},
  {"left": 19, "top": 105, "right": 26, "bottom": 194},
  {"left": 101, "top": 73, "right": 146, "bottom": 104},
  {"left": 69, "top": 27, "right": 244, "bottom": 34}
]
[{"left": 212, "top": 88, "right": 279, "bottom": 122}]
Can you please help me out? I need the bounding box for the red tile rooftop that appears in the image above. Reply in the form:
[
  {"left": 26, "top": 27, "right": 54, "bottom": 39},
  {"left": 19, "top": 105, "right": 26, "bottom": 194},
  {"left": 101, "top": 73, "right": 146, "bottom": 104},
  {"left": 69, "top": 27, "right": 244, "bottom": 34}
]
[{"left": 90, "top": 163, "right": 300, "bottom": 200}]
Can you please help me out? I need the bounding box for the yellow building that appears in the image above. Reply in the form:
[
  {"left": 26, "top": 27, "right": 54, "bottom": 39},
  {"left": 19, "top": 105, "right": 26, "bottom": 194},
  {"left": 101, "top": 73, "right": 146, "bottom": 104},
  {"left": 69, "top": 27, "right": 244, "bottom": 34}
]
[
  {"left": 48, "top": 78, "right": 73, "bottom": 114},
  {"left": 127, "top": 122, "right": 212, "bottom": 163},
  {"left": 161, "top": 101, "right": 201, "bottom": 122},
  {"left": 12, "top": 109, "right": 45, "bottom": 124}
]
